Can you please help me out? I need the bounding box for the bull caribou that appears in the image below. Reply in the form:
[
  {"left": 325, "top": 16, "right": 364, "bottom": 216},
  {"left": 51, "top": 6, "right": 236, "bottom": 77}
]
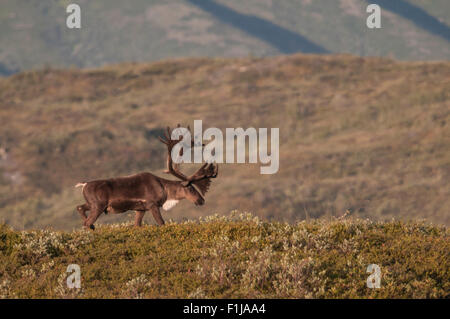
[{"left": 75, "top": 125, "right": 218, "bottom": 229}]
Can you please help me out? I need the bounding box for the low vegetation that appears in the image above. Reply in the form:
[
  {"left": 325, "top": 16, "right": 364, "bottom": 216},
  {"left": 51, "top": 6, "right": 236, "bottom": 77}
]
[{"left": 0, "top": 213, "right": 448, "bottom": 298}]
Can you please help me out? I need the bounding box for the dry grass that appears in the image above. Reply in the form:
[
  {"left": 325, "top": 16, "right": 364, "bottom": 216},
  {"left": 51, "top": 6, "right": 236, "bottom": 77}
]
[{"left": 0, "top": 54, "right": 449, "bottom": 229}]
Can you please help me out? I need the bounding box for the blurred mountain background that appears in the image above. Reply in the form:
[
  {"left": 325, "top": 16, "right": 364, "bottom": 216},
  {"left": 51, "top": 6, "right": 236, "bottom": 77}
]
[
  {"left": 1, "top": 0, "right": 449, "bottom": 76},
  {"left": 0, "top": 0, "right": 449, "bottom": 229}
]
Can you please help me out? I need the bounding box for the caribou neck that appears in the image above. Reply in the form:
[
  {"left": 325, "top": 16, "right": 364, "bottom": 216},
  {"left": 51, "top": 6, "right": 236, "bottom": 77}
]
[{"left": 160, "top": 178, "right": 185, "bottom": 201}]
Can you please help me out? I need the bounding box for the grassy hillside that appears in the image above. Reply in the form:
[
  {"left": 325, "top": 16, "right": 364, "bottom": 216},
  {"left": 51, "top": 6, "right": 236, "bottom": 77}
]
[
  {"left": 0, "top": 54, "right": 449, "bottom": 229},
  {"left": 1, "top": 0, "right": 449, "bottom": 75},
  {"left": 0, "top": 213, "right": 448, "bottom": 298}
]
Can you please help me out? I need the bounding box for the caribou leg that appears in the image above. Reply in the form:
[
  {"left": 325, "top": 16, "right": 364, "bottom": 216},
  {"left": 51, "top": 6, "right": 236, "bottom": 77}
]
[
  {"left": 134, "top": 211, "right": 146, "bottom": 227},
  {"left": 150, "top": 206, "right": 165, "bottom": 226},
  {"left": 84, "top": 204, "right": 106, "bottom": 230},
  {"left": 76, "top": 203, "right": 90, "bottom": 221}
]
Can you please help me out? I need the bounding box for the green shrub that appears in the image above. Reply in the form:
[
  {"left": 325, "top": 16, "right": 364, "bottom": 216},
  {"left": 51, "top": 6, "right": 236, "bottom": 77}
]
[{"left": 0, "top": 213, "right": 447, "bottom": 298}]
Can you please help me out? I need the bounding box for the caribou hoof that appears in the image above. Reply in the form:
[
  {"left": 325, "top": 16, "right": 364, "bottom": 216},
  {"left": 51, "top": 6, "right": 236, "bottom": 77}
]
[{"left": 84, "top": 224, "right": 95, "bottom": 230}]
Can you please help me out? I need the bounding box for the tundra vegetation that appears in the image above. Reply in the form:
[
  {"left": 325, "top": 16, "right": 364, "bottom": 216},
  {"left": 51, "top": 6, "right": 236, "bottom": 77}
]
[{"left": 0, "top": 212, "right": 448, "bottom": 298}]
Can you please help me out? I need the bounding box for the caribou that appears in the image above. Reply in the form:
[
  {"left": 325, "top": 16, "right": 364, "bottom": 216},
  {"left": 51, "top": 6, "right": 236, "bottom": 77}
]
[{"left": 75, "top": 125, "right": 218, "bottom": 230}]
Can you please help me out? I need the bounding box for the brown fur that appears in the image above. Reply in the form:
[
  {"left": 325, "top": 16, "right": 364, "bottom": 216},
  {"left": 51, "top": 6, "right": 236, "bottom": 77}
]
[
  {"left": 76, "top": 173, "right": 206, "bottom": 229},
  {"left": 106, "top": 199, "right": 150, "bottom": 214}
]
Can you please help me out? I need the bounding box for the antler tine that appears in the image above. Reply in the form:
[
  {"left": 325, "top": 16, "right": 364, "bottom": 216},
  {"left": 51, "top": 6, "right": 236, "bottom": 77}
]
[
  {"left": 158, "top": 126, "right": 172, "bottom": 146},
  {"left": 185, "top": 162, "right": 219, "bottom": 185},
  {"left": 158, "top": 136, "right": 167, "bottom": 145},
  {"left": 159, "top": 126, "right": 183, "bottom": 149},
  {"left": 158, "top": 124, "right": 189, "bottom": 181},
  {"left": 213, "top": 163, "right": 218, "bottom": 177}
]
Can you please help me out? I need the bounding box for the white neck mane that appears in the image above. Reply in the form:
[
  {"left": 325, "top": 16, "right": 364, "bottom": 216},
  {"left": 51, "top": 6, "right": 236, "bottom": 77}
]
[{"left": 162, "top": 199, "right": 179, "bottom": 211}]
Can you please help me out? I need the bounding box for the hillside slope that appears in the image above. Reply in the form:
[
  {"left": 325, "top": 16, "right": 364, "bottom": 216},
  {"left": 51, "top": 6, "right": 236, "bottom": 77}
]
[
  {"left": 1, "top": 0, "right": 450, "bottom": 75},
  {"left": 0, "top": 214, "right": 448, "bottom": 298},
  {"left": 0, "top": 54, "right": 449, "bottom": 229}
]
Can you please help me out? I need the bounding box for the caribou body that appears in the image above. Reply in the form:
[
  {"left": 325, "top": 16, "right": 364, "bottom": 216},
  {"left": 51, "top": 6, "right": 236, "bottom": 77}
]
[{"left": 75, "top": 126, "right": 218, "bottom": 229}]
